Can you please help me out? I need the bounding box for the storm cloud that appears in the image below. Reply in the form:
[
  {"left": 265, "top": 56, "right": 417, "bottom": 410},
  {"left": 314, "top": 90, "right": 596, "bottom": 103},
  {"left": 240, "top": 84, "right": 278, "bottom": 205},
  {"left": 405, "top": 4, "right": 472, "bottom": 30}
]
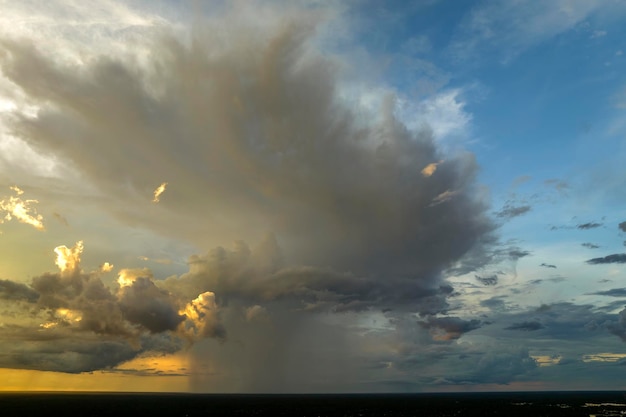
[
  {"left": 0, "top": 279, "right": 39, "bottom": 302},
  {"left": 0, "top": 7, "right": 495, "bottom": 319},
  {"left": 0, "top": 1, "right": 499, "bottom": 388}
]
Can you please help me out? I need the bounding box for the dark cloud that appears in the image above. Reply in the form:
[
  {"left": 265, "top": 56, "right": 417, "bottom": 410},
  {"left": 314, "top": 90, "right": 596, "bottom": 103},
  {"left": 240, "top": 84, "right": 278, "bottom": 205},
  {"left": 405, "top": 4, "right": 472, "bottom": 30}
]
[
  {"left": 162, "top": 235, "right": 453, "bottom": 315},
  {"left": 118, "top": 277, "right": 185, "bottom": 333},
  {"left": 581, "top": 242, "right": 600, "bottom": 249},
  {"left": 0, "top": 336, "right": 139, "bottom": 373},
  {"left": 480, "top": 296, "right": 507, "bottom": 312},
  {"left": 577, "top": 222, "right": 603, "bottom": 230},
  {"left": 619, "top": 222, "right": 626, "bottom": 232},
  {"left": 586, "top": 254, "right": 626, "bottom": 265},
  {"left": 505, "top": 321, "right": 544, "bottom": 331},
  {"left": 0, "top": 244, "right": 226, "bottom": 372},
  {"left": 0, "top": 325, "right": 182, "bottom": 373},
  {"left": 589, "top": 288, "right": 626, "bottom": 297},
  {"left": 465, "top": 349, "right": 537, "bottom": 385},
  {"left": 495, "top": 204, "right": 531, "bottom": 219},
  {"left": 539, "top": 263, "right": 557, "bottom": 269},
  {"left": 0, "top": 279, "right": 39, "bottom": 302},
  {"left": 396, "top": 347, "right": 537, "bottom": 386},
  {"left": 529, "top": 277, "right": 565, "bottom": 285},
  {"left": 475, "top": 274, "right": 498, "bottom": 286},
  {"left": 480, "top": 302, "right": 626, "bottom": 347},
  {"left": 508, "top": 249, "right": 530, "bottom": 259},
  {"left": 607, "top": 307, "right": 626, "bottom": 342},
  {"left": 448, "top": 243, "right": 529, "bottom": 278},
  {"left": 418, "top": 316, "right": 481, "bottom": 341}
]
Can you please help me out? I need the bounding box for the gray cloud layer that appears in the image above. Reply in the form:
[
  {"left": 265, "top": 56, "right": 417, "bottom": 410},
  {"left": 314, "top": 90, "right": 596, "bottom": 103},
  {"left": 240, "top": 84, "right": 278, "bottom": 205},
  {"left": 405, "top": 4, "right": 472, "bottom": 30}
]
[{"left": 589, "top": 288, "right": 626, "bottom": 297}]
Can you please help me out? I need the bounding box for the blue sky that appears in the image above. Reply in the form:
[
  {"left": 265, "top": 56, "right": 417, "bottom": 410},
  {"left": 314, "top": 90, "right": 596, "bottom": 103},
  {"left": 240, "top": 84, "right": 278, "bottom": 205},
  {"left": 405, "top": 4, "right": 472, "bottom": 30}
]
[{"left": 0, "top": 0, "right": 625, "bottom": 392}]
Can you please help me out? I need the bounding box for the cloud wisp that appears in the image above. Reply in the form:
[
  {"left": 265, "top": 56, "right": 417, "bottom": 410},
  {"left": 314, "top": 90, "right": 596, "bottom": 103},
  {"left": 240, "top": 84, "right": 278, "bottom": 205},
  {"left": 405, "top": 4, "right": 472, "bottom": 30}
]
[
  {"left": 152, "top": 182, "right": 168, "bottom": 204},
  {"left": 448, "top": 0, "right": 617, "bottom": 64},
  {"left": 577, "top": 222, "right": 603, "bottom": 230},
  {"left": 495, "top": 204, "right": 531, "bottom": 219}
]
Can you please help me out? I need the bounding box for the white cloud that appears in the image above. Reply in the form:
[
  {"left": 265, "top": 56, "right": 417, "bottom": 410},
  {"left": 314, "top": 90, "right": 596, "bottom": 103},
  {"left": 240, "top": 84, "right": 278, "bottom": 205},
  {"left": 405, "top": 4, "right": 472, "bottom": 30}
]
[
  {"left": 0, "top": 0, "right": 167, "bottom": 63},
  {"left": 54, "top": 240, "right": 83, "bottom": 273},
  {"left": 395, "top": 89, "right": 472, "bottom": 143},
  {"left": 591, "top": 29, "right": 607, "bottom": 38},
  {"left": 0, "top": 132, "right": 64, "bottom": 179}
]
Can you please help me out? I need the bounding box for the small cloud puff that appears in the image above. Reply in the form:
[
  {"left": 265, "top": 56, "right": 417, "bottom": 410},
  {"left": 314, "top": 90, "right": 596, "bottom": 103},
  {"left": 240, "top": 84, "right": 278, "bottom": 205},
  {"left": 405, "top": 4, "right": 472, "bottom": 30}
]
[{"left": 0, "top": 186, "right": 45, "bottom": 231}]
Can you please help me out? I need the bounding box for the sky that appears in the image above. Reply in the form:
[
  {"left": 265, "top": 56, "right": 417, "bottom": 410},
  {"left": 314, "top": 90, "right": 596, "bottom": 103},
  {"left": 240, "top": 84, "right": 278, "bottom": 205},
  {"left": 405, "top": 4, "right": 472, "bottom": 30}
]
[{"left": 0, "top": 0, "right": 625, "bottom": 393}]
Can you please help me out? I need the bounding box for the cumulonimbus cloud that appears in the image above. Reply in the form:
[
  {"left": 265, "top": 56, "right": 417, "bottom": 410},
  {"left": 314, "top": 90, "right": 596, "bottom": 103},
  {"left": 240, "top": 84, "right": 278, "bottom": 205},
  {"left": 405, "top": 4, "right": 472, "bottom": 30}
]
[
  {"left": 0, "top": 2, "right": 497, "bottom": 380},
  {"left": 0, "top": 6, "right": 493, "bottom": 281}
]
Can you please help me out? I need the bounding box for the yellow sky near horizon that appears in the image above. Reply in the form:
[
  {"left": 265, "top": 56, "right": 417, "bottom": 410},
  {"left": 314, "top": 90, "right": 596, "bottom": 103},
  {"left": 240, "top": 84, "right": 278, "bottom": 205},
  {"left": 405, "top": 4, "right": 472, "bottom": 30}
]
[{"left": 0, "top": 369, "right": 189, "bottom": 392}]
